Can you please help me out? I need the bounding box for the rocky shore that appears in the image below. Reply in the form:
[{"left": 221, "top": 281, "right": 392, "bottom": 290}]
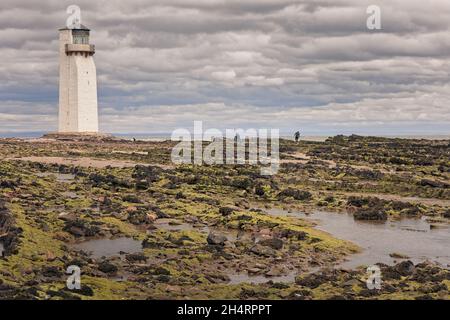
[{"left": 0, "top": 135, "right": 448, "bottom": 300}]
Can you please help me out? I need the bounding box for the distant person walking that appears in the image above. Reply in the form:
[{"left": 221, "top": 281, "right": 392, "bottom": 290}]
[{"left": 294, "top": 131, "right": 301, "bottom": 142}]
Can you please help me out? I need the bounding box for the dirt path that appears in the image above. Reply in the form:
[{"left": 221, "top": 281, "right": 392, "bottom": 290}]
[
  {"left": 280, "top": 152, "right": 310, "bottom": 165},
  {"left": 6, "top": 156, "right": 174, "bottom": 170}
]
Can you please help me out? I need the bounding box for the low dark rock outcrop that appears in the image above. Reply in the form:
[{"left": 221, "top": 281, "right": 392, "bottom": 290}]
[
  {"left": 207, "top": 233, "right": 227, "bottom": 246},
  {"left": 63, "top": 219, "right": 102, "bottom": 237},
  {"left": 219, "top": 207, "right": 235, "bottom": 216},
  {"left": 98, "top": 261, "right": 118, "bottom": 274},
  {"left": 277, "top": 188, "right": 312, "bottom": 201},
  {"left": 0, "top": 200, "right": 22, "bottom": 256},
  {"left": 353, "top": 208, "right": 388, "bottom": 221},
  {"left": 258, "top": 238, "right": 283, "bottom": 250}
]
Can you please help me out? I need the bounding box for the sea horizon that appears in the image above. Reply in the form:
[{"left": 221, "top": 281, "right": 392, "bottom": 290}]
[{"left": 0, "top": 131, "right": 449, "bottom": 141}]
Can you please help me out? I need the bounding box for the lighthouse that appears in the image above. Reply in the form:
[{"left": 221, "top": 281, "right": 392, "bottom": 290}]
[{"left": 58, "top": 25, "right": 98, "bottom": 133}]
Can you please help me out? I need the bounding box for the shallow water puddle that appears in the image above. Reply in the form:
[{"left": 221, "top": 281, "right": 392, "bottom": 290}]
[
  {"left": 56, "top": 173, "right": 75, "bottom": 182},
  {"left": 71, "top": 237, "right": 142, "bottom": 259},
  {"left": 267, "top": 208, "right": 450, "bottom": 268},
  {"left": 36, "top": 172, "right": 75, "bottom": 183}
]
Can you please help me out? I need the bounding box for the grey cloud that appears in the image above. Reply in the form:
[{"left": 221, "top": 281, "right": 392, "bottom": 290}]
[{"left": 0, "top": 0, "right": 449, "bottom": 135}]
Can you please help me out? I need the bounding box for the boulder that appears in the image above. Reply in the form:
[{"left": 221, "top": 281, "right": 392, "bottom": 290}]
[
  {"left": 153, "top": 267, "right": 171, "bottom": 275},
  {"left": 63, "top": 219, "right": 101, "bottom": 237},
  {"left": 249, "top": 244, "right": 276, "bottom": 257},
  {"left": 258, "top": 238, "right": 283, "bottom": 250},
  {"left": 0, "top": 201, "right": 22, "bottom": 256},
  {"left": 266, "top": 267, "right": 283, "bottom": 277},
  {"left": 277, "top": 189, "right": 312, "bottom": 201},
  {"left": 420, "top": 179, "right": 449, "bottom": 189},
  {"left": 72, "top": 285, "right": 94, "bottom": 297},
  {"left": 125, "top": 253, "right": 147, "bottom": 263},
  {"left": 354, "top": 208, "right": 387, "bottom": 221},
  {"left": 207, "top": 233, "right": 227, "bottom": 246},
  {"left": 395, "top": 260, "right": 415, "bottom": 276},
  {"left": 219, "top": 207, "right": 235, "bottom": 216},
  {"left": 127, "top": 210, "right": 154, "bottom": 225},
  {"left": 248, "top": 268, "right": 262, "bottom": 275},
  {"left": 98, "top": 261, "right": 118, "bottom": 274},
  {"left": 42, "top": 266, "right": 63, "bottom": 278},
  {"left": 276, "top": 228, "right": 307, "bottom": 240},
  {"left": 254, "top": 185, "right": 265, "bottom": 197}
]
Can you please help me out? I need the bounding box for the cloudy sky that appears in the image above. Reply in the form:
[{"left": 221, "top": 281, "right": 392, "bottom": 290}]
[{"left": 1, "top": 0, "right": 450, "bottom": 135}]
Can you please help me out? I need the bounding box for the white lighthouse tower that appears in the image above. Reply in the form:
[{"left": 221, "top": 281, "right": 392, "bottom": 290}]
[{"left": 58, "top": 25, "right": 98, "bottom": 133}]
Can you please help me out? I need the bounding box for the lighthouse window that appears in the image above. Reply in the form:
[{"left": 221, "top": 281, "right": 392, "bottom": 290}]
[{"left": 73, "top": 33, "right": 89, "bottom": 45}]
